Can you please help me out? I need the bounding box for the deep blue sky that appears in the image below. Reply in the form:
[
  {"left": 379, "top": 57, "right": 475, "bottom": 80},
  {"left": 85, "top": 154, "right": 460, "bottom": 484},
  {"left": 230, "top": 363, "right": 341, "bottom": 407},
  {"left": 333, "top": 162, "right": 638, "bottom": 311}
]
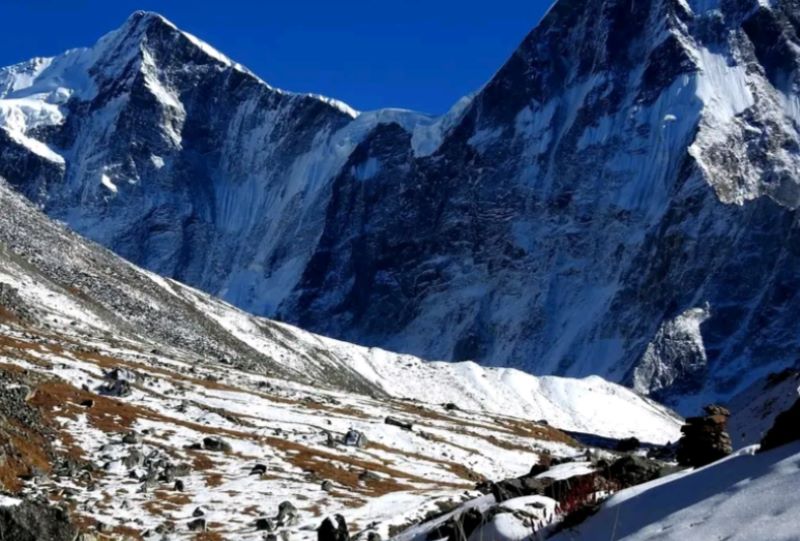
[{"left": 0, "top": 0, "right": 552, "bottom": 114}]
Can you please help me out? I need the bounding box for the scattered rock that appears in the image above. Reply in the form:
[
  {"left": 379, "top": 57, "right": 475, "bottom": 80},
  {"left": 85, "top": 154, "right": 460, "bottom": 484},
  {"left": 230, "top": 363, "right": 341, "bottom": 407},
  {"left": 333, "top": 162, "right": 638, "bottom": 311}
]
[
  {"left": 343, "top": 429, "right": 367, "bottom": 447},
  {"left": 250, "top": 463, "right": 268, "bottom": 475},
  {"left": 121, "top": 431, "right": 142, "bottom": 445},
  {"left": 255, "top": 517, "right": 275, "bottom": 531},
  {"left": 97, "top": 379, "right": 131, "bottom": 398},
  {"left": 173, "top": 479, "right": 184, "bottom": 491},
  {"left": 677, "top": 404, "right": 733, "bottom": 467},
  {"left": 187, "top": 517, "right": 206, "bottom": 531},
  {"left": 276, "top": 500, "right": 298, "bottom": 526},
  {"left": 318, "top": 514, "right": 349, "bottom": 541},
  {"left": 425, "top": 507, "right": 483, "bottom": 541},
  {"left": 79, "top": 399, "right": 94, "bottom": 408},
  {"left": 759, "top": 398, "right": 800, "bottom": 452},
  {"left": 358, "top": 470, "right": 380, "bottom": 483},
  {"left": 605, "top": 455, "right": 663, "bottom": 488},
  {"left": 192, "top": 507, "right": 205, "bottom": 517},
  {"left": 615, "top": 437, "right": 641, "bottom": 453},
  {"left": 321, "top": 480, "right": 333, "bottom": 492},
  {"left": 385, "top": 416, "right": 413, "bottom": 431},
  {"left": 202, "top": 436, "right": 232, "bottom": 453}
]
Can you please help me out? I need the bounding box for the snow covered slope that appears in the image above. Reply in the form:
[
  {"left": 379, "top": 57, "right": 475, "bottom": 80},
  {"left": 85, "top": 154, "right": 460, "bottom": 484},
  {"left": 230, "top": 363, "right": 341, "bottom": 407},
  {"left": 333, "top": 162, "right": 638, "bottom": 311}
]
[
  {"left": 550, "top": 442, "right": 800, "bottom": 541},
  {"left": 3, "top": 2, "right": 800, "bottom": 411},
  {"left": 0, "top": 176, "right": 684, "bottom": 539},
  {"left": 0, "top": 177, "right": 681, "bottom": 442},
  {"left": 727, "top": 369, "right": 800, "bottom": 449}
]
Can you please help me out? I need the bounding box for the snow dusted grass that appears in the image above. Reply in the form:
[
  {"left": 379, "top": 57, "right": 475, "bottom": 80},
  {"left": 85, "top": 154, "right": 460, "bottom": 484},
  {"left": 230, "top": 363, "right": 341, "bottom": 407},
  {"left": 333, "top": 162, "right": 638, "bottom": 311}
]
[{"left": 0, "top": 321, "right": 578, "bottom": 539}]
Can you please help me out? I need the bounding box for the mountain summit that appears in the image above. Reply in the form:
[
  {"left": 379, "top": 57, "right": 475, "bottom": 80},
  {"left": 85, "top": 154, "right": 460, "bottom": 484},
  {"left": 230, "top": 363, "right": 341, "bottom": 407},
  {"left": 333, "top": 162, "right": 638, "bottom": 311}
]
[{"left": 2, "top": 0, "right": 800, "bottom": 411}]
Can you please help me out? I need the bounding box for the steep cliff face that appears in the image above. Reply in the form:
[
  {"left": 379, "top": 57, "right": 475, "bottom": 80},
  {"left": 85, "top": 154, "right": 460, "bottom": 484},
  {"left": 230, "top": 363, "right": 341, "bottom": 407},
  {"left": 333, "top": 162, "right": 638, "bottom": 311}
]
[{"left": 2, "top": 1, "right": 800, "bottom": 410}]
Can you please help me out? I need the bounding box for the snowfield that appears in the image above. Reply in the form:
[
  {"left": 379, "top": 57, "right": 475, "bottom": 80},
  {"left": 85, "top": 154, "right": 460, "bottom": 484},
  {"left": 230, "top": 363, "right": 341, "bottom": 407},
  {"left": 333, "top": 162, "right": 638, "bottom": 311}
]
[{"left": 551, "top": 442, "right": 800, "bottom": 541}]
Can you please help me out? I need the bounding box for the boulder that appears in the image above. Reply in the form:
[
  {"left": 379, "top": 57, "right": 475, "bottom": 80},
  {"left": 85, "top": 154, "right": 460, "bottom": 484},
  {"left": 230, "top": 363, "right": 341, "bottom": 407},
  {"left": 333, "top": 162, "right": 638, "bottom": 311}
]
[
  {"left": 0, "top": 501, "right": 76, "bottom": 541},
  {"left": 255, "top": 517, "right": 275, "bottom": 531},
  {"left": 759, "top": 398, "right": 800, "bottom": 452},
  {"left": 97, "top": 379, "right": 131, "bottom": 397},
  {"left": 343, "top": 429, "right": 367, "bottom": 447},
  {"left": 676, "top": 404, "right": 733, "bottom": 467},
  {"left": 384, "top": 416, "right": 413, "bottom": 431},
  {"left": 276, "top": 500, "right": 298, "bottom": 526},
  {"left": 318, "top": 514, "right": 349, "bottom": 541},
  {"left": 187, "top": 517, "right": 206, "bottom": 531},
  {"left": 250, "top": 463, "right": 268, "bottom": 475},
  {"left": 615, "top": 437, "right": 641, "bottom": 453},
  {"left": 202, "top": 436, "right": 232, "bottom": 453},
  {"left": 606, "top": 455, "right": 662, "bottom": 488},
  {"left": 121, "top": 431, "right": 142, "bottom": 445}
]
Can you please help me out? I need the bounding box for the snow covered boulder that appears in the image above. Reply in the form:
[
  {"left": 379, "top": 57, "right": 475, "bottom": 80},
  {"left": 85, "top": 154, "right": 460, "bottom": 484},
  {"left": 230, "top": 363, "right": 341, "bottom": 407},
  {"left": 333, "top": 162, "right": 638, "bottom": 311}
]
[{"left": 467, "top": 496, "right": 557, "bottom": 541}]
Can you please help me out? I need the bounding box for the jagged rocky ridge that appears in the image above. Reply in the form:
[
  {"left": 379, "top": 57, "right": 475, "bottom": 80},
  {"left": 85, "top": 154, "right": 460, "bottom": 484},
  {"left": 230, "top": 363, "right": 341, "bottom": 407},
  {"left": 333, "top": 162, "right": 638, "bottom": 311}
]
[{"left": 2, "top": 0, "right": 800, "bottom": 410}]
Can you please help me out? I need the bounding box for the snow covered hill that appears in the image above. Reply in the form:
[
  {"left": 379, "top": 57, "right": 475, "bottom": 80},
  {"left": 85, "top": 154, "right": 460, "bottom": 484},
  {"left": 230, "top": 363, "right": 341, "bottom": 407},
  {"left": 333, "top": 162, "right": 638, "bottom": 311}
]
[
  {"left": 3, "top": 1, "right": 800, "bottom": 412},
  {"left": 0, "top": 176, "right": 683, "bottom": 538}
]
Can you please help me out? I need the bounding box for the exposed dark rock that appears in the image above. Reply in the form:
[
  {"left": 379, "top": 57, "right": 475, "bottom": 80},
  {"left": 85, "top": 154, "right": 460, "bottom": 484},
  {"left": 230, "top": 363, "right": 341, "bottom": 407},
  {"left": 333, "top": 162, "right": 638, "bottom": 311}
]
[
  {"left": 250, "top": 463, "right": 267, "bottom": 475},
  {"left": 121, "top": 431, "right": 142, "bottom": 445},
  {"left": 384, "top": 417, "right": 413, "bottom": 431},
  {"left": 318, "top": 514, "right": 349, "bottom": 541},
  {"left": 0, "top": 501, "right": 76, "bottom": 541},
  {"left": 676, "top": 404, "right": 733, "bottom": 467},
  {"left": 615, "top": 437, "right": 641, "bottom": 453},
  {"left": 276, "top": 500, "right": 298, "bottom": 526},
  {"left": 187, "top": 517, "right": 206, "bottom": 531},
  {"left": 605, "top": 455, "right": 663, "bottom": 488},
  {"left": 343, "top": 429, "right": 367, "bottom": 447},
  {"left": 97, "top": 379, "right": 131, "bottom": 398},
  {"left": 759, "top": 398, "right": 800, "bottom": 452},
  {"left": 202, "top": 436, "right": 232, "bottom": 453},
  {"left": 255, "top": 517, "right": 275, "bottom": 531}
]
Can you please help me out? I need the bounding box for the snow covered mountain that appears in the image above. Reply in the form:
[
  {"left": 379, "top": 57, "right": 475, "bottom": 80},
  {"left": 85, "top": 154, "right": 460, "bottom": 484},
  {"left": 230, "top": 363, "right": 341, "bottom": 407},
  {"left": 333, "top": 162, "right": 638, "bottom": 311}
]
[
  {"left": 2, "top": 0, "right": 800, "bottom": 411},
  {"left": 0, "top": 176, "right": 682, "bottom": 539}
]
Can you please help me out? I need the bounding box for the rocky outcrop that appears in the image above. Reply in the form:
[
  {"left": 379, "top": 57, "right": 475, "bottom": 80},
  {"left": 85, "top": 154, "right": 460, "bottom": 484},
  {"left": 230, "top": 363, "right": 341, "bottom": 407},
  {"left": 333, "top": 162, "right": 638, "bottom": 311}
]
[
  {"left": 759, "top": 398, "right": 800, "bottom": 452},
  {"left": 0, "top": 501, "right": 76, "bottom": 541},
  {"left": 677, "top": 405, "right": 733, "bottom": 467}
]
